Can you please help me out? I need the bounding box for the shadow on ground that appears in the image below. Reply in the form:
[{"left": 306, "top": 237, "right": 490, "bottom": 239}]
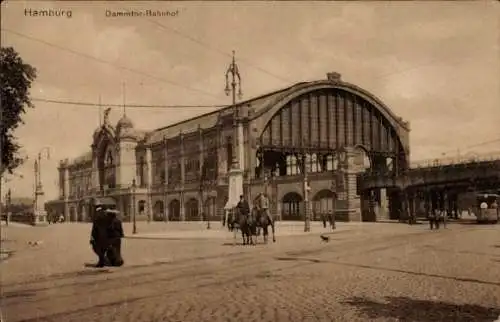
[
  {"left": 221, "top": 242, "right": 265, "bottom": 246},
  {"left": 2, "top": 290, "right": 36, "bottom": 299},
  {"left": 343, "top": 296, "right": 500, "bottom": 322}
]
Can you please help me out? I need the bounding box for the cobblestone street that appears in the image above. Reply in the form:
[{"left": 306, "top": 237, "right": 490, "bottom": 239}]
[{"left": 2, "top": 222, "right": 500, "bottom": 322}]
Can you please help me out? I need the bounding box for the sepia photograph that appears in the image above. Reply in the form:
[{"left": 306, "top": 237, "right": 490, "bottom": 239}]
[{"left": 1, "top": 1, "right": 499, "bottom": 321}]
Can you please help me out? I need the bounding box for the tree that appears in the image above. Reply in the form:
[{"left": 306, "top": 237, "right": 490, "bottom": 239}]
[{"left": 0, "top": 47, "right": 37, "bottom": 176}]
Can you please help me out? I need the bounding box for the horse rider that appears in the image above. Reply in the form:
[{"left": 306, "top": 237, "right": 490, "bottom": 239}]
[
  {"left": 257, "top": 193, "right": 271, "bottom": 223},
  {"left": 236, "top": 195, "right": 250, "bottom": 218}
]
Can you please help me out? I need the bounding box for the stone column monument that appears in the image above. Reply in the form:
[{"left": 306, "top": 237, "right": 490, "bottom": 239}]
[{"left": 33, "top": 158, "right": 48, "bottom": 226}]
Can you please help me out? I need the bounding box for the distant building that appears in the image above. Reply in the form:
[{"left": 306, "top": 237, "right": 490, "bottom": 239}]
[{"left": 46, "top": 73, "right": 410, "bottom": 222}]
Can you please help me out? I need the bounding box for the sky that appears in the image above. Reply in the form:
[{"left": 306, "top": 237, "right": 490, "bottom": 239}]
[{"left": 1, "top": 1, "right": 499, "bottom": 200}]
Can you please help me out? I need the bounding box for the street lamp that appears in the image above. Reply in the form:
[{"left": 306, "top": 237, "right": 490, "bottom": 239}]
[
  {"left": 304, "top": 176, "right": 311, "bottom": 232},
  {"left": 225, "top": 50, "right": 243, "bottom": 105},
  {"left": 330, "top": 181, "right": 337, "bottom": 230},
  {"left": 303, "top": 153, "right": 311, "bottom": 232},
  {"left": 132, "top": 179, "right": 137, "bottom": 234},
  {"left": 225, "top": 50, "right": 243, "bottom": 169}
]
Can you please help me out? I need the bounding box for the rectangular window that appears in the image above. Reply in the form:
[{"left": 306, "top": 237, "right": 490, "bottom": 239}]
[
  {"left": 372, "top": 114, "right": 379, "bottom": 151},
  {"left": 301, "top": 97, "right": 309, "bottom": 144},
  {"left": 337, "top": 94, "right": 345, "bottom": 147},
  {"left": 345, "top": 96, "right": 353, "bottom": 146},
  {"left": 291, "top": 101, "right": 300, "bottom": 146},
  {"left": 281, "top": 107, "right": 290, "bottom": 146},
  {"left": 319, "top": 94, "right": 328, "bottom": 146},
  {"left": 271, "top": 116, "right": 280, "bottom": 145},
  {"left": 328, "top": 94, "right": 337, "bottom": 148},
  {"left": 310, "top": 95, "right": 319, "bottom": 145},
  {"left": 355, "top": 101, "right": 363, "bottom": 145},
  {"left": 380, "top": 121, "right": 387, "bottom": 152},
  {"left": 363, "top": 105, "right": 371, "bottom": 149}
]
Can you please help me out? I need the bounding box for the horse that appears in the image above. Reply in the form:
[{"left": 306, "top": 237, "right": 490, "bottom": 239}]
[
  {"left": 229, "top": 208, "right": 256, "bottom": 245},
  {"left": 255, "top": 206, "right": 276, "bottom": 243},
  {"left": 226, "top": 210, "right": 240, "bottom": 233}
]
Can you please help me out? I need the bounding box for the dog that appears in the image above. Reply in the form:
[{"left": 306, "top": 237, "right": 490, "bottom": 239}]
[{"left": 320, "top": 234, "right": 330, "bottom": 242}]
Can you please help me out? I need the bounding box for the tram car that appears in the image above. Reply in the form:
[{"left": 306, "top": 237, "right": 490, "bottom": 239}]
[{"left": 473, "top": 193, "right": 499, "bottom": 224}]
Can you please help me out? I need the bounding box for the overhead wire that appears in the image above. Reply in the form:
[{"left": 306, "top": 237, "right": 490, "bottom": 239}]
[
  {"left": 2, "top": 25, "right": 491, "bottom": 111},
  {"left": 142, "top": 18, "right": 293, "bottom": 84},
  {"left": 31, "top": 98, "right": 229, "bottom": 109},
  {"left": 0, "top": 28, "right": 221, "bottom": 100}
]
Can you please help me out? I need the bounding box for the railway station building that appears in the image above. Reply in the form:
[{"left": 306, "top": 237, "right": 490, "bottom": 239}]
[{"left": 46, "top": 72, "right": 410, "bottom": 223}]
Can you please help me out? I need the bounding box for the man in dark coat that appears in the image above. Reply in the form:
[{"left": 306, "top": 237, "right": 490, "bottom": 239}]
[
  {"left": 90, "top": 207, "right": 110, "bottom": 267},
  {"left": 236, "top": 195, "right": 255, "bottom": 236},
  {"left": 105, "top": 209, "right": 124, "bottom": 267},
  {"left": 236, "top": 195, "right": 250, "bottom": 217}
]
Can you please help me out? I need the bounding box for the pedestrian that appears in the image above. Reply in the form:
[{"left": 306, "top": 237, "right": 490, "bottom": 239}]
[
  {"left": 90, "top": 207, "right": 109, "bottom": 267},
  {"left": 328, "top": 209, "right": 336, "bottom": 230},
  {"left": 441, "top": 209, "right": 447, "bottom": 228},
  {"left": 322, "top": 213, "right": 327, "bottom": 228},
  {"left": 434, "top": 209, "right": 440, "bottom": 230},
  {"left": 105, "top": 209, "right": 124, "bottom": 267},
  {"left": 428, "top": 210, "right": 435, "bottom": 230}
]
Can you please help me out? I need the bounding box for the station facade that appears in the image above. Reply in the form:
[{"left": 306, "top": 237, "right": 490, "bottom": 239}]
[{"left": 46, "top": 72, "right": 410, "bottom": 222}]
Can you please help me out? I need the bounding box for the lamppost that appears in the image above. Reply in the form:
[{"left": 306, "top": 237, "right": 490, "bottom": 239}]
[
  {"left": 224, "top": 50, "right": 244, "bottom": 217},
  {"left": 303, "top": 154, "right": 311, "bottom": 232},
  {"left": 132, "top": 179, "right": 137, "bottom": 234},
  {"left": 303, "top": 180, "right": 311, "bottom": 232},
  {"left": 225, "top": 50, "right": 243, "bottom": 108},
  {"left": 330, "top": 181, "right": 337, "bottom": 230},
  {"left": 225, "top": 50, "right": 243, "bottom": 168}
]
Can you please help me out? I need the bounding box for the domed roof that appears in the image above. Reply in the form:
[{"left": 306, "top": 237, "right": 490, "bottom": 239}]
[{"left": 116, "top": 115, "right": 134, "bottom": 130}]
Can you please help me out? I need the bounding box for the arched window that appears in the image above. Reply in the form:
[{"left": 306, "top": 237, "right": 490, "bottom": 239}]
[
  {"left": 153, "top": 201, "right": 164, "bottom": 221},
  {"left": 185, "top": 198, "right": 199, "bottom": 221},
  {"left": 204, "top": 197, "right": 217, "bottom": 220},
  {"left": 138, "top": 200, "right": 146, "bottom": 214},
  {"left": 282, "top": 192, "right": 303, "bottom": 220},
  {"left": 169, "top": 199, "right": 180, "bottom": 221}
]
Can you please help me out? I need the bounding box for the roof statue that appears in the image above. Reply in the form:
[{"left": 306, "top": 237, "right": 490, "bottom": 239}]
[{"left": 103, "top": 107, "right": 112, "bottom": 125}]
